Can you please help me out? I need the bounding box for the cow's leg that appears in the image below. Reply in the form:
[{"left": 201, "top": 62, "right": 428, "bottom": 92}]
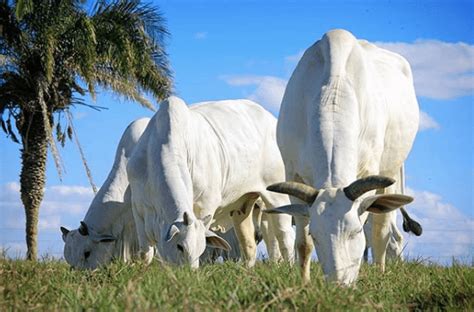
[
  {"left": 371, "top": 211, "right": 393, "bottom": 272},
  {"left": 255, "top": 199, "right": 281, "bottom": 261},
  {"left": 371, "top": 181, "right": 399, "bottom": 272},
  {"left": 294, "top": 215, "right": 313, "bottom": 283},
  {"left": 231, "top": 194, "right": 259, "bottom": 267},
  {"left": 260, "top": 214, "right": 281, "bottom": 261},
  {"left": 260, "top": 191, "right": 296, "bottom": 263},
  {"left": 131, "top": 206, "right": 154, "bottom": 264},
  {"left": 269, "top": 213, "right": 295, "bottom": 263}
]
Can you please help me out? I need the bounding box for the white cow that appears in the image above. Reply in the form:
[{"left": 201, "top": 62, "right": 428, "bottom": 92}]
[
  {"left": 127, "top": 97, "right": 295, "bottom": 268},
  {"left": 61, "top": 118, "right": 150, "bottom": 269},
  {"left": 61, "top": 118, "right": 285, "bottom": 269},
  {"left": 266, "top": 29, "right": 419, "bottom": 284}
]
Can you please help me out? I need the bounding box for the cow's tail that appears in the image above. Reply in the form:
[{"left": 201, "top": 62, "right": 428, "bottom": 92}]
[{"left": 399, "top": 165, "right": 423, "bottom": 236}]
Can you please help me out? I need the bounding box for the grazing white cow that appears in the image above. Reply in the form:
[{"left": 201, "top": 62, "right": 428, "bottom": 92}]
[
  {"left": 127, "top": 97, "right": 295, "bottom": 268},
  {"left": 266, "top": 29, "right": 419, "bottom": 284},
  {"left": 60, "top": 118, "right": 283, "bottom": 269},
  {"left": 61, "top": 118, "right": 150, "bottom": 269}
]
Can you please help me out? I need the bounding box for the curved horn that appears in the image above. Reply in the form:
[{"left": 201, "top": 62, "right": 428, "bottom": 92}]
[
  {"left": 183, "top": 212, "right": 193, "bottom": 226},
  {"left": 267, "top": 182, "right": 319, "bottom": 204},
  {"left": 343, "top": 175, "right": 395, "bottom": 201},
  {"left": 78, "top": 221, "right": 89, "bottom": 236}
]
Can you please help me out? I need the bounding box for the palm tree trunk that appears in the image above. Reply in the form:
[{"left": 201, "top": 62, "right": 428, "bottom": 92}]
[{"left": 20, "top": 112, "right": 48, "bottom": 261}]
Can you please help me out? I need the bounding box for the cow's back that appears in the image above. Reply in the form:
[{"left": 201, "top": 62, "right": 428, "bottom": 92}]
[
  {"left": 84, "top": 117, "right": 150, "bottom": 232},
  {"left": 189, "top": 100, "right": 281, "bottom": 207},
  {"left": 278, "top": 29, "right": 419, "bottom": 185}
]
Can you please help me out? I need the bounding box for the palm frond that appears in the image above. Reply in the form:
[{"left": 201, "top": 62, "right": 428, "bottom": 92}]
[
  {"left": 92, "top": 0, "right": 172, "bottom": 100},
  {"left": 37, "top": 78, "right": 64, "bottom": 179},
  {"left": 67, "top": 110, "right": 97, "bottom": 194},
  {"left": 94, "top": 69, "right": 155, "bottom": 111},
  {"left": 14, "top": 0, "right": 33, "bottom": 20}
]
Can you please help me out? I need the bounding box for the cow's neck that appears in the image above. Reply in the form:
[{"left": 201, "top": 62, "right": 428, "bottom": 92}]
[
  {"left": 84, "top": 150, "right": 130, "bottom": 234},
  {"left": 153, "top": 102, "right": 198, "bottom": 223}
]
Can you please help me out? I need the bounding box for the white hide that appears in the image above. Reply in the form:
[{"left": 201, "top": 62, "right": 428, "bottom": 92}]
[
  {"left": 127, "top": 97, "right": 295, "bottom": 268},
  {"left": 273, "top": 29, "right": 419, "bottom": 284},
  {"left": 61, "top": 118, "right": 150, "bottom": 269}
]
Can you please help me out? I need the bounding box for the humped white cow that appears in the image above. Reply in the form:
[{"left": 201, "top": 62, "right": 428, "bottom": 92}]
[
  {"left": 60, "top": 118, "right": 276, "bottom": 269},
  {"left": 61, "top": 118, "right": 150, "bottom": 269},
  {"left": 266, "top": 29, "right": 419, "bottom": 284},
  {"left": 127, "top": 97, "right": 295, "bottom": 268}
]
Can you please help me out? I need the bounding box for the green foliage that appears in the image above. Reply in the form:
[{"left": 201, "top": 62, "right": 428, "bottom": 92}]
[
  {"left": 0, "top": 0, "right": 172, "bottom": 145},
  {"left": 1, "top": 259, "right": 472, "bottom": 310}
]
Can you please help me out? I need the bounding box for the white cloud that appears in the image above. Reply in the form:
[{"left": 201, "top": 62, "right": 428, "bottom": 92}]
[
  {"left": 401, "top": 187, "right": 474, "bottom": 263},
  {"left": 375, "top": 40, "right": 474, "bottom": 100},
  {"left": 38, "top": 215, "right": 62, "bottom": 230},
  {"left": 48, "top": 185, "right": 94, "bottom": 197},
  {"left": 0, "top": 182, "right": 94, "bottom": 258},
  {"left": 0, "top": 182, "right": 94, "bottom": 223},
  {"left": 4, "top": 181, "right": 20, "bottom": 192},
  {"left": 194, "top": 32, "right": 208, "bottom": 40},
  {"left": 419, "top": 110, "right": 440, "bottom": 131},
  {"left": 221, "top": 75, "right": 287, "bottom": 112}
]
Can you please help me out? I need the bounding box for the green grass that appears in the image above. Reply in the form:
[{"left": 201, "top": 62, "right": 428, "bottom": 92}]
[{"left": 1, "top": 258, "right": 473, "bottom": 311}]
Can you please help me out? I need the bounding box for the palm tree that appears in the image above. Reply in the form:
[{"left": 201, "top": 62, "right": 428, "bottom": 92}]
[{"left": 0, "top": 0, "right": 172, "bottom": 260}]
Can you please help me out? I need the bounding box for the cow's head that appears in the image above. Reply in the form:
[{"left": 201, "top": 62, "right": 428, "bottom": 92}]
[
  {"left": 266, "top": 175, "right": 413, "bottom": 285},
  {"left": 61, "top": 221, "right": 117, "bottom": 269},
  {"left": 163, "top": 212, "right": 231, "bottom": 268}
]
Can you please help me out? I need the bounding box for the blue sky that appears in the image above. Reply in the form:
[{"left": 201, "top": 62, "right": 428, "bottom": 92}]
[{"left": 1, "top": 0, "right": 473, "bottom": 262}]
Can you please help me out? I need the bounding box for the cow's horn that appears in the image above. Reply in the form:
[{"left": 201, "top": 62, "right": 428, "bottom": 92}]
[
  {"left": 267, "top": 182, "right": 319, "bottom": 204},
  {"left": 343, "top": 175, "right": 395, "bottom": 201},
  {"left": 79, "top": 221, "right": 89, "bottom": 236},
  {"left": 183, "top": 212, "right": 193, "bottom": 226}
]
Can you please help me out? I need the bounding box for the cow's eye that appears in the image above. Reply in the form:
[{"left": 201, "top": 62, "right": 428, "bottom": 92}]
[
  {"left": 349, "top": 228, "right": 363, "bottom": 239},
  {"left": 177, "top": 244, "right": 184, "bottom": 252},
  {"left": 84, "top": 251, "right": 91, "bottom": 259}
]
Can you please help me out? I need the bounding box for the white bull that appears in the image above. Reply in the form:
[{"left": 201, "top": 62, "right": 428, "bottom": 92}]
[
  {"left": 266, "top": 29, "right": 419, "bottom": 284},
  {"left": 61, "top": 118, "right": 150, "bottom": 269},
  {"left": 127, "top": 97, "right": 295, "bottom": 268},
  {"left": 60, "top": 119, "right": 279, "bottom": 269}
]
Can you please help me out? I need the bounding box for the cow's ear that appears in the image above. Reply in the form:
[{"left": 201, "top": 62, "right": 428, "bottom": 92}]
[
  {"left": 205, "top": 230, "right": 231, "bottom": 251},
  {"left": 359, "top": 194, "right": 413, "bottom": 214},
  {"left": 166, "top": 224, "right": 180, "bottom": 242},
  {"left": 60, "top": 227, "right": 70, "bottom": 242}
]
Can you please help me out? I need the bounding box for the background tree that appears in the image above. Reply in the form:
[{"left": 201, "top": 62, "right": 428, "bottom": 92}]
[{"left": 0, "top": 0, "right": 172, "bottom": 260}]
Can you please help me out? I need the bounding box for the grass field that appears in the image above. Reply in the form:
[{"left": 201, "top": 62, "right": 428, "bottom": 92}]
[{"left": 1, "top": 258, "right": 473, "bottom": 311}]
